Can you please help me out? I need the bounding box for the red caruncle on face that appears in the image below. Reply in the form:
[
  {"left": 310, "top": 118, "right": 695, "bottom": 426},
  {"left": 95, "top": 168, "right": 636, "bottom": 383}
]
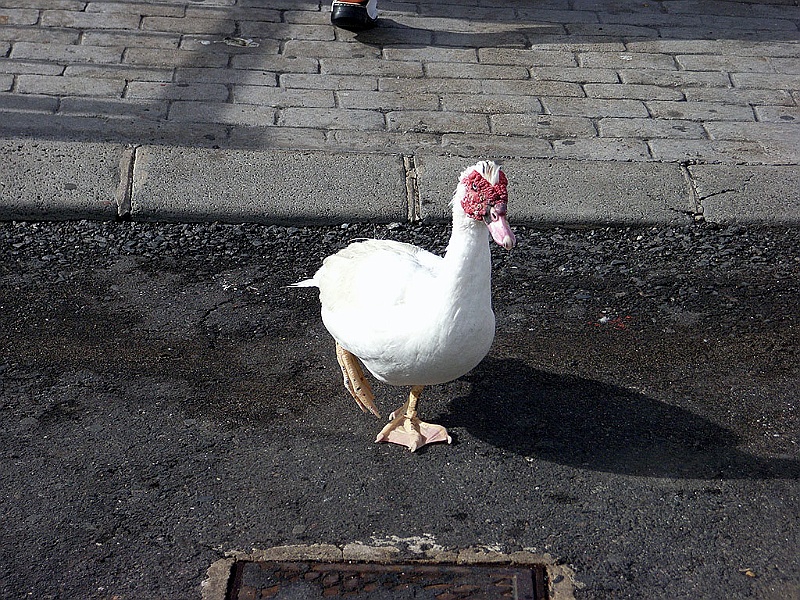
[{"left": 460, "top": 170, "right": 509, "bottom": 221}]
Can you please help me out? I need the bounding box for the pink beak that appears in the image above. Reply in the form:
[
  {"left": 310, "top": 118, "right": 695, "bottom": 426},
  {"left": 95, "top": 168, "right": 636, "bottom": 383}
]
[{"left": 486, "top": 206, "right": 516, "bottom": 250}]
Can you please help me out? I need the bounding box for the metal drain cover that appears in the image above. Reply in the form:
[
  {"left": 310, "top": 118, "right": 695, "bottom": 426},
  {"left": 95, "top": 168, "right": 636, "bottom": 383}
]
[{"left": 227, "top": 560, "right": 547, "bottom": 599}]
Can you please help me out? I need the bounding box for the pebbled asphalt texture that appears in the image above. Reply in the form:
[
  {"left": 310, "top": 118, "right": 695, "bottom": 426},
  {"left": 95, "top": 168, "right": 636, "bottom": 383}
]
[{"left": 1, "top": 219, "right": 798, "bottom": 599}]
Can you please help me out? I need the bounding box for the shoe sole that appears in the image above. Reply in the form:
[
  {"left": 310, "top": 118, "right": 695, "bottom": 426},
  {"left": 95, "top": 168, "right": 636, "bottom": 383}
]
[{"left": 331, "top": 4, "right": 377, "bottom": 31}]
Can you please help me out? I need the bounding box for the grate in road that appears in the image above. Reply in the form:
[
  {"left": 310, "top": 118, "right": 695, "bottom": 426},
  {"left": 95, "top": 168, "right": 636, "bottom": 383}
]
[{"left": 226, "top": 560, "right": 547, "bottom": 600}]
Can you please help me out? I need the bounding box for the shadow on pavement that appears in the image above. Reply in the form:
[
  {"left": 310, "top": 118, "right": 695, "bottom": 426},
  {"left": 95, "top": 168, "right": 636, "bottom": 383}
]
[{"left": 444, "top": 357, "right": 800, "bottom": 480}]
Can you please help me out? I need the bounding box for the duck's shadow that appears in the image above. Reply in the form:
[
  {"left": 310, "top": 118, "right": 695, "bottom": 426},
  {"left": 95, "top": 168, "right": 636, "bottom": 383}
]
[{"left": 440, "top": 358, "right": 799, "bottom": 480}]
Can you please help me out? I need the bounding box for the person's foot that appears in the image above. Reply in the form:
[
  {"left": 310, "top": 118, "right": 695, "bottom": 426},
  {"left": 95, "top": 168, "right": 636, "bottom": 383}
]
[{"left": 331, "top": 0, "right": 378, "bottom": 31}]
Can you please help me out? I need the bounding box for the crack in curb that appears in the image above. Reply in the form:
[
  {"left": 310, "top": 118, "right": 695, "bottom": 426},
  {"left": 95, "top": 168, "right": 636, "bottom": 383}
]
[
  {"left": 115, "top": 144, "right": 138, "bottom": 220},
  {"left": 403, "top": 154, "right": 421, "bottom": 223},
  {"left": 679, "top": 162, "right": 704, "bottom": 221}
]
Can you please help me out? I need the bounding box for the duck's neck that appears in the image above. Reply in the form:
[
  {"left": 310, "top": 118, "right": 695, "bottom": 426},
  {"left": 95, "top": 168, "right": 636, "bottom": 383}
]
[{"left": 440, "top": 205, "right": 492, "bottom": 306}]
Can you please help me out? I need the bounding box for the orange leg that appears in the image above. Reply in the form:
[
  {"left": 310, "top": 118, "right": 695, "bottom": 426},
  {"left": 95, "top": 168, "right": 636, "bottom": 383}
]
[
  {"left": 375, "top": 385, "right": 451, "bottom": 452},
  {"left": 335, "top": 342, "right": 380, "bottom": 418}
]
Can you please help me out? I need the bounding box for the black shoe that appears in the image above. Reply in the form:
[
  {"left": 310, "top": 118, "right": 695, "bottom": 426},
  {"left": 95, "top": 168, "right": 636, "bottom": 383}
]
[{"left": 331, "top": 0, "right": 378, "bottom": 31}]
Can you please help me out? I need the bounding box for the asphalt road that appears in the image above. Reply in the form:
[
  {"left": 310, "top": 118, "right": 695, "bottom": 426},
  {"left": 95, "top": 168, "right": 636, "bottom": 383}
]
[{"left": 1, "top": 220, "right": 798, "bottom": 599}]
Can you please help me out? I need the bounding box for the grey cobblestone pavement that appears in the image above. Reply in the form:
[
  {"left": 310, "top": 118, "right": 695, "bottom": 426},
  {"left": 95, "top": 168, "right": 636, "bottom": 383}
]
[{"left": 0, "top": 0, "right": 799, "bottom": 221}]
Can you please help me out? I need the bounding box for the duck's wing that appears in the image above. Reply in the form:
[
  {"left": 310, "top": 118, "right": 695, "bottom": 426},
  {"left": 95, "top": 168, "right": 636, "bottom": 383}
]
[{"left": 314, "top": 239, "right": 441, "bottom": 314}]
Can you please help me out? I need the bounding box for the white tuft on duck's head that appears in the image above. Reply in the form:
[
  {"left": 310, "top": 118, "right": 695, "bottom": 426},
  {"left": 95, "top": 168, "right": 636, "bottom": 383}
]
[{"left": 456, "top": 161, "right": 517, "bottom": 250}]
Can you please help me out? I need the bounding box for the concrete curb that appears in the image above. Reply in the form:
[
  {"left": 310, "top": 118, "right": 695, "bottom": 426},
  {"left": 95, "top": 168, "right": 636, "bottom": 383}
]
[{"left": 1, "top": 138, "right": 799, "bottom": 226}]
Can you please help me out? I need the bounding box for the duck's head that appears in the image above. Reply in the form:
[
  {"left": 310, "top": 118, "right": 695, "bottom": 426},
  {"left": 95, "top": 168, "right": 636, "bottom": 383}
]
[{"left": 458, "top": 161, "right": 517, "bottom": 250}]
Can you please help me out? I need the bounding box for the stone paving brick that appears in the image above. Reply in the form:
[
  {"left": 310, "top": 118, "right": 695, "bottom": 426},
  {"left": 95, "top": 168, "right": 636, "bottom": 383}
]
[
  {"left": 142, "top": 16, "right": 236, "bottom": 35},
  {"left": 11, "top": 42, "right": 123, "bottom": 64},
  {"left": 169, "top": 101, "right": 276, "bottom": 126},
  {"left": 0, "top": 0, "right": 83, "bottom": 8},
  {"left": 81, "top": 31, "right": 181, "bottom": 49},
  {"left": 41, "top": 9, "right": 140, "bottom": 29},
  {"left": 184, "top": 6, "right": 281, "bottom": 22},
  {"left": 0, "top": 75, "right": 12, "bottom": 92},
  {"left": 516, "top": 7, "right": 599, "bottom": 24},
  {"left": 337, "top": 90, "right": 439, "bottom": 111},
  {"left": 663, "top": 0, "right": 800, "bottom": 20},
  {"left": 696, "top": 14, "right": 797, "bottom": 32},
  {"left": 442, "top": 93, "right": 542, "bottom": 115},
  {"left": 59, "top": 97, "right": 167, "bottom": 119},
  {"left": 178, "top": 37, "right": 281, "bottom": 54},
  {"left": 646, "top": 100, "right": 755, "bottom": 122},
  {"left": 732, "top": 72, "right": 800, "bottom": 90},
  {"left": 772, "top": 58, "right": 800, "bottom": 74},
  {"left": 231, "top": 55, "right": 319, "bottom": 74},
  {"left": 542, "top": 97, "right": 649, "bottom": 118},
  {"left": 0, "top": 27, "right": 79, "bottom": 45},
  {"left": 596, "top": 11, "right": 697, "bottom": 29},
  {"left": 283, "top": 9, "right": 330, "bottom": 25},
  {"left": 425, "top": 63, "right": 530, "bottom": 80},
  {"left": 0, "top": 59, "right": 63, "bottom": 76},
  {"left": 528, "top": 39, "right": 626, "bottom": 53},
  {"left": 701, "top": 41, "right": 800, "bottom": 59},
  {"left": 440, "top": 133, "right": 554, "bottom": 159},
  {"left": 319, "top": 58, "right": 428, "bottom": 78},
  {"left": 176, "top": 67, "right": 277, "bottom": 86},
  {"left": 125, "top": 81, "right": 229, "bottom": 102},
  {"left": 598, "top": 117, "right": 707, "bottom": 139},
  {"left": 0, "top": 92, "right": 58, "bottom": 113},
  {"left": 321, "top": 58, "right": 423, "bottom": 78},
  {"left": 124, "top": 48, "right": 228, "bottom": 68},
  {"left": 683, "top": 87, "right": 795, "bottom": 107},
  {"left": 705, "top": 121, "right": 800, "bottom": 143},
  {"left": 647, "top": 138, "right": 779, "bottom": 164},
  {"left": 282, "top": 74, "right": 377, "bottom": 92},
  {"left": 530, "top": 66, "right": 618, "bottom": 83},
  {"left": 239, "top": 22, "right": 335, "bottom": 42},
  {"left": 227, "top": 126, "right": 327, "bottom": 151},
  {"left": 419, "top": 4, "right": 517, "bottom": 21},
  {"left": 378, "top": 77, "right": 476, "bottom": 94},
  {"left": 625, "top": 39, "right": 728, "bottom": 55},
  {"left": 279, "top": 107, "right": 385, "bottom": 131},
  {"left": 1, "top": 110, "right": 228, "bottom": 146},
  {"left": 384, "top": 47, "right": 478, "bottom": 63},
  {"left": 84, "top": 1, "right": 184, "bottom": 17},
  {"left": 477, "top": 48, "right": 576, "bottom": 67},
  {"left": 65, "top": 65, "right": 173, "bottom": 83},
  {"left": 387, "top": 110, "right": 489, "bottom": 134},
  {"left": 432, "top": 30, "right": 529, "bottom": 49},
  {"left": 754, "top": 105, "right": 800, "bottom": 124},
  {"left": 568, "top": 23, "right": 659, "bottom": 39},
  {"left": 283, "top": 40, "right": 381, "bottom": 60},
  {"left": 578, "top": 51, "right": 676, "bottom": 70},
  {"left": 552, "top": 137, "right": 651, "bottom": 161},
  {"left": 488, "top": 79, "right": 584, "bottom": 98},
  {"left": 584, "top": 83, "right": 684, "bottom": 101},
  {"left": 618, "top": 69, "right": 730, "bottom": 88},
  {"left": 676, "top": 54, "right": 775, "bottom": 73},
  {"left": 233, "top": 86, "right": 333, "bottom": 108},
  {"left": 0, "top": 8, "right": 39, "bottom": 24},
  {"left": 329, "top": 129, "right": 442, "bottom": 155},
  {"left": 16, "top": 74, "right": 125, "bottom": 97},
  {"left": 491, "top": 113, "right": 596, "bottom": 138}
]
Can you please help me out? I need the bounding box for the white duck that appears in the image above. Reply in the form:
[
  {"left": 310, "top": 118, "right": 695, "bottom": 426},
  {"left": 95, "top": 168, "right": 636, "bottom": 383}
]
[{"left": 294, "top": 161, "right": 516, "bottom": 451}]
